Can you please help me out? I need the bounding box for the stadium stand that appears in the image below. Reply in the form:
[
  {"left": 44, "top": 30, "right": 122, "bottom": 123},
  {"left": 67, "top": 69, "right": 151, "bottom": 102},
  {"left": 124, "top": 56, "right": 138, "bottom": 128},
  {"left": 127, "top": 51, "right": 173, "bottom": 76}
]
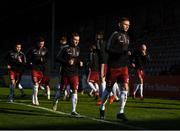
[{"left": 137, "top": 29, "right": 180, "bottom": 76}]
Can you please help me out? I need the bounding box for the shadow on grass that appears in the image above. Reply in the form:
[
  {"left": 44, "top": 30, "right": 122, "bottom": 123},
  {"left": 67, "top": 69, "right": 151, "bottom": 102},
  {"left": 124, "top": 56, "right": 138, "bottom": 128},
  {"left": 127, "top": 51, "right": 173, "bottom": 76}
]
[
  {"left": 1, "top": 117, "right": 180, "bottom": 130},
  {"left": 0, "top": 121, "right": 126, "bottom": 130},
  {"left": 127, "top": 105, "right": 180, "bottom": 110},
  {"left": 127, "top": 118, "right": 180, "bottom": 130},
  {"left": 128, "top": 99, "right": 180, "bottom": 106},
  {"left": 0, "top": 107, "right": 65, "bottom": 118}
]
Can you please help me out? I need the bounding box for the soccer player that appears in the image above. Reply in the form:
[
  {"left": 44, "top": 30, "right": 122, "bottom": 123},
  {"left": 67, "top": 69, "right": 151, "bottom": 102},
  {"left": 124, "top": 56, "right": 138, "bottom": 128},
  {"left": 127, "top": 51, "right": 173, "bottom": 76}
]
[
  {"left": 26, "top": 37, "right": 48, "bottom": 105},
  {"left": 87, "top": 44, "right": 100, "bottom": 99},
  {"left": 95, "top": 31, "right": 120, "bottom": 105},
  {"left": 95, "top": 31, "right": 107, "bottom": 98},
  {"left": 54, "top": 35, "right": 71, "bottom": 101},
  {"left": 53, "top": 32, "right": 83, "bottom": 116},
  {"left": 131, "top": 44, "right": 150, "bottom": 100},
  {"left": 6, "top": 41, "right": 26, "bottom": 102},
  {"left": 99, "top": 17, "right": 130, "bottom": 121},
  {"left": 39, "top": 75, "right": 51, "bottom": 100}
]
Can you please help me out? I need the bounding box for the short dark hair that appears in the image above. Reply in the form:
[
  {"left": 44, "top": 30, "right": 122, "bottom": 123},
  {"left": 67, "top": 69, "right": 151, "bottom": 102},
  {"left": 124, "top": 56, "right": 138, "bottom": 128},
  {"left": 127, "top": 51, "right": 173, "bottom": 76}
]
[
  {"left": 14, "top": 41, "right": 22, "bottom": 49},
  {"left": 96, "top": 31, "right": 104, "bottom": 37},
  {"left": 15, "top": 41, "right": 22, "bottom": 46},
  {"left": 37, "top": 37, "right": 45, "bottom": 42},
  {"left": 59, "top": 35, "right": 67, "bottom": 41},
  {"left": 71, "top": 32, "right": 79, "bottom": 38},
  {"left": 119, "top": 17, "right": 130, "bottom": 23}
]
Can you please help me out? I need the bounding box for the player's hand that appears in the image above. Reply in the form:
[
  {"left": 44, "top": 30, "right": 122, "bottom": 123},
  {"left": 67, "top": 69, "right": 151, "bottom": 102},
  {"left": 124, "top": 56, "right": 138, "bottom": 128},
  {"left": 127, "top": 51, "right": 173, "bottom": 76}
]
[
  {"left": 142, "top": 50, "right": 146, "bottom": 56},
  {"left": 128, "top": 51, "right": 131, "bottom": 56},
  {"left": 7, "top": 65, "right": 11, "bottom": 69},
  {"left": 80, "top": 61, "right": 83, "bottom": 67},
  {"left": 18, "top": 56, "right": 22, "bottom": 63},
  {"left": 100, "top": 76, "right": 106, "bottom": 83},
  {"left": 68, "top": 58, "right": 74, "bottom": 65},
  {"left": 41, "top": 58, "right": 43, "bottom": 62},
  {"left": 132, "top": 63, "right": 135, "bottom": 68}
]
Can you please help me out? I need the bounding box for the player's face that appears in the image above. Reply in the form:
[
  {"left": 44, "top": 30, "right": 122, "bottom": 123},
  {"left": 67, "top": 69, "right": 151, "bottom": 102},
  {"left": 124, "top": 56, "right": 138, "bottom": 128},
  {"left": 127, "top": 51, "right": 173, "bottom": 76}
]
[
  {"left": 38, "top": 41, "right": 45, "bottom": 48},
  {"left": 121, "top": 20, "right": 130, "bottom": 32},
  {"left": 96, "top": 34, "right": 103, "bottom": 40},
  {"left": 60, "top": 39, "right": 67, "bottom": 45},
  {"left": 72, "top": 36, "right": 80, "bottom": 46},
  {"left": 141, "top": 44, "right": 147, "bottom": 51},
  {"left": 15, "top": 45, "right": 21, "bottom": 52}
]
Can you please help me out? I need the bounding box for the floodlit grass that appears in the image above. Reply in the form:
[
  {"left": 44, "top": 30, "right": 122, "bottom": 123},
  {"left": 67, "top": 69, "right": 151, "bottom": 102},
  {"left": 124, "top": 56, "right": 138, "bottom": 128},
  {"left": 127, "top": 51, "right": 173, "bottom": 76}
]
[{"left": 0, "top": 87, "right": 180, "bottom": 129}]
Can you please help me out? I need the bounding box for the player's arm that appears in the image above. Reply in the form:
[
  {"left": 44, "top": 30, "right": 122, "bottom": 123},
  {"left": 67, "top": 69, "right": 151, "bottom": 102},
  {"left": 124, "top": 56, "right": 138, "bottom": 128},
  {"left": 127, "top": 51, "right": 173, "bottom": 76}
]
[
  {"left": 57, "top": 48, "right": 70, "bottom": 64},
  {"left": 141, "top": 49, "right": 150, "bottom": 64},
  {"left": 129, "top": 51, "right": 136, "bottom": 68},
  {"left": 42, "top": 49, "right": 48, "bottom": 64},
  {"left": 108, "top": 35, "right": 124, "bottom": 54},
  {"left": 76, "top": 52, "right": 83, "bottom": 67},
  {"left": 144, "top": 54, "right": 150, "bottom": 64},
  {"left": 20, "top": 52, "right": 29, "bottom": 70}
]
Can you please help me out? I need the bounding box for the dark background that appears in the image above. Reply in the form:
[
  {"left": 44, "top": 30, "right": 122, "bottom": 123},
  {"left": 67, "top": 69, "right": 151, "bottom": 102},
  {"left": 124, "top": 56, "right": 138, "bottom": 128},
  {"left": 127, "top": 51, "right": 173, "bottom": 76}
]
[
  {"left": 0, "top": 0, "right": 178, "bottom": 39},
  {"left": 0, "top": 0, "right": 178, "bottom": 44},
  {"left": 0, "top": 0, "right": 180, "bottom": 74}
]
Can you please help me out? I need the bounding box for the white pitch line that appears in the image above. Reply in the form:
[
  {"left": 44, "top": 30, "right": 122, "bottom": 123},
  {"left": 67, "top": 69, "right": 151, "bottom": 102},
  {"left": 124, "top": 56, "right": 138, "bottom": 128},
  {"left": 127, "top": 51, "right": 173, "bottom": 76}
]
[{"left": 12, "top": 102, "right": 145, "bottom": 130}]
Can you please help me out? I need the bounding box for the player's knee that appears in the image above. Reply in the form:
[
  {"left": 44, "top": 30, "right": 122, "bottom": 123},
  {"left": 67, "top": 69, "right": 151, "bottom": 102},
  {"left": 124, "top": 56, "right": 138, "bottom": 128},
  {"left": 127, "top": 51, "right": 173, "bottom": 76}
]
[
  {"left": 122, "top": 83, "right": 129, "bottom": 91},
  {"left": 72, "top": 89, "right": 78, "bottom": 94}
]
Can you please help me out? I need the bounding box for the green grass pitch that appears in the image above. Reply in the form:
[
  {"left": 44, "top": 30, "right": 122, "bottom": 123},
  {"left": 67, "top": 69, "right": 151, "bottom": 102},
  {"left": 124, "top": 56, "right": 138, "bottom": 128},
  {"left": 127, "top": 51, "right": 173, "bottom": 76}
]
[{"left": 0, "top": 87, "right": 180, "bottom": 129}]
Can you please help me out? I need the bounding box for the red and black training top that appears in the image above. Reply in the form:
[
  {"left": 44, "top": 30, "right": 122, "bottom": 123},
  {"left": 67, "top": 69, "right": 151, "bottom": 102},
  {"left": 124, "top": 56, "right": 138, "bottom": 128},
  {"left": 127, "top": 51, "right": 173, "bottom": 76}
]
[
  {"left": 107, "top": 30, "right": 130, "bottom": 68},
  {"left": 26, "top": 46, "right": 48, "bottom": 73},
  {"left": 6, "top": 50, "right": 26, "bottom": 72}
]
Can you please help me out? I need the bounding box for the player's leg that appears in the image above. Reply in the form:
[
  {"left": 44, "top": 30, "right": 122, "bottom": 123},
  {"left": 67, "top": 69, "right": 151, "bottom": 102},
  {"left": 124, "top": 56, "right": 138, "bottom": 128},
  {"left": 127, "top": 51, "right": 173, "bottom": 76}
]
[
  {"left": 39, "top": 76, "right": 48, "bottom": 97},
  {"left": 17, "top": 83, "right": 26, "bottom": 97},
  {"left": 46, "top": 85, "right": 50, "bottom": 100},
  {"left": 117, "top": 67, "right": 129, "bottom": 121},
  {"left": 43, "top": 76, "right": 51, "bottom": 100},
  {"left": 70, "top": 75, "right": 79, "bottom": 116},
  {"left": 101, "top": 78, "right": 106, "bottom": 96},
  {"left": 8, "top": 70, "right": 16, "bottom": 102},
  {"left": 88, "top": 89, "right": 94, "bottom": 97},
  {"left": 96, "top": 64, "right": 107, "bottom": 106},
  {"left": 52, "top": 85, "right": 62, "bottom": 111},
  {"left": 117, "top": 83, "right": 128, "bottom": 121},
  {"left": 139, "top": 70, "right": 144, "bottom": 100},
  {"left": 63, "top": 84, "right": 71, "bottom": 100},
  {"left": 16, "top": 74, "right": 26, "bottom": 97},
  {"left": 39, "top": 85, "right": 47, "bottom": 96},
  {"left": 99, "top": 68, "right": 117, "bottom": 119},
  {"left": 133, "top": 70, "right": 140, "bottom": 98},
  {"left": 88, "top": 70, "right": 100, "bottom": 98},
  {"left": 9, "top": 79, "right": 16, "bottom": 102},
  {"left": 94, "top": 82, "right": 100, "bottom": 99},
  {"left": 31, "top": 70, "right": 42, "bottom": 105},
  {"left": 99, "top": 83, "right": 112, "bottom": 119},
  {"left": 54, "top": 82, "right": 61, "bottom": 101},
  {"left": 32, "top": 79, "right": 39, "bottom": 105},
  {"left": 53, "top": 76, "right": 68, "bottom": 111},
  {"left": 133, "top": 83, "right": 140, "bottom": 99},
  {"left": 109, "top": 82, "right": 121, "bottom": 104},
  {"left": 112, "top": 82, "right": 120, "bottom": 101},
  {"left": 100, "top": 64, "right": 107, "bottom": 97}
]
